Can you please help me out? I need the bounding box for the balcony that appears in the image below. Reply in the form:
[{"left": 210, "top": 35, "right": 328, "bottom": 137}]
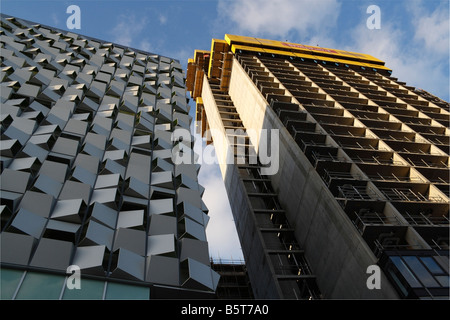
[
  {"left": 333, "top": 135, "right": 381, "bottom": 151},
  {"left": 353, "top": 210, "right": 405, "bottom": 232},
  {"left": 404, "top": 212, "right": 449, "bottom": 226},
  {"left": 379, "top": 186, "right": 446, "bottom": 203},
  {"left": 336, "top": 184, "right": 382, "bottom": 202}
]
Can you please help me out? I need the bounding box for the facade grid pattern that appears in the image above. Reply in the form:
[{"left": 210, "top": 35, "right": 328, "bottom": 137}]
[
  {"left": 188, "top": 35, "right": 449, "bottom": 299},
  {"left": 0, "top": 14, "right": 219, "bottom": 300}
]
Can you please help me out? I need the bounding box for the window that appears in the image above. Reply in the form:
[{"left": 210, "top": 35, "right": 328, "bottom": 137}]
[
  {"left": 1, "top": 269, "right": 24, "bottom": 299},
  {"left": 105, "top": 282, "right": 149, "bottom": 300},
  {"left": 15, "top": 272, "right": 65, "bottom": 299},
  {"left": 419, "top": 257, "right": 444, "bottom": 275},
  {"left": 435, "top": 276, "right": 450, "bottom": 287},
  {"left": 62, "top": 278, "right": 104, "bottom": 300},
  {"left": 403, "top": 256, "right": 439, "bottom": 288},
  {"left": 390, "top": 256, "right": 422, "bottom": 288}
]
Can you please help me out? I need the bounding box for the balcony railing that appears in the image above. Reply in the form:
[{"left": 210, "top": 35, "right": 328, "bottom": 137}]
[
  {"left": 403, "top": 212, "right": 450, "bottom": 226},
  {"left": 379, "top": 187, "right": 446, "bottom": 202},
  {"left": 337, "top": 184, "right": 381, "bottom": 201},
  {"left": 352, "top": 211, "right": 405, "bottom": 234},
  {"left": 322, "top": 170, "right": 364, "bottom": 185}
]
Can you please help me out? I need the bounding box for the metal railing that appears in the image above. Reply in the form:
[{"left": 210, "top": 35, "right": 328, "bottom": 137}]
[
  {"left": 311, "top": 152, "right": 346, "bottom": 164},
  {"left": 379, "top": 187, "right": 445, "bottom": 202},
  {"left": 337, "top": 184, "right": 380, "bottom": 201},
  {"left": 366, "top": 173, "right": 426, "bottom": 183},
  {"left": 373, "top": 241, "right": 428, "bottom": 258},
  {"left": 403, "top": 212, "right": 450, "bottom": 226},
  {"left": 352, "top": 211, "right": 405, "bottom": 234}
]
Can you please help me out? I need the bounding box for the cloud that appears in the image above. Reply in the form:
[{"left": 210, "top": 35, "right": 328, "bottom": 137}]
[
  {"left": 218, "top": 0, "right": 341, "bottom": 40},
  {"left": 200, "top": 161, "right": 244, "bottom": 261},
  {"left": 411, "top": 2, "right": 449, "bottom": 56},
  {"left": 167, "top": 47, "right": 192, "bottom": 68},
  {"left": 51, "top": 12, "right": 59, "bottom": 27},
  {"left": 193, "top": 124, "right": 244, "bottom": 261},
  {"left": 139, "top": 39, "right": 153, "bottom": 53},
  {"left": 110, "top": 13, "right": 148, "bottom": 47},
  {"left": 347, "top": 5, "right": 449, "bottom": 101},
  {"left": 159, "top": 14, "right": 167, "bottom": 25}
]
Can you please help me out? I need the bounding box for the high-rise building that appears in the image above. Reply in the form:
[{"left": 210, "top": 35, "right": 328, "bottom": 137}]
[
  {"left": 187, "top": 35, "right": 449, "bottom": 299},
  {"left": 0, "top": 14, "right": 220, "bottom": 300}
]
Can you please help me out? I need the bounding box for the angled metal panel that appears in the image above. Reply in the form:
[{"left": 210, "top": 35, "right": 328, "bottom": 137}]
[
  {"left": 0, "top": 232, "right": 35, "bottom": 265},
  {"left": 113, "top": 228, "right": 146, "bottom": 255},
  {"left": 79, "top": 220, "right": 114, "bottom": 250},
  {"left": 117, "top": 210, "right": 144, "bottom": 229},
  {"left": 149, "top": 198, "right": 174, "bottom": 215},
  {"left": 111, "top": 248, "right": 145, "bottom": 281},
  {"left": 51, "top": 198, "right": 86, "bottom": 223},
  {"left": 148, "top": 214, "right": 176, "bottom": 236},
  {"left": 9, "top": 208, "right": 47, "bottom": 239},
  {"left": 29, "top": 237, "right": 73, "bottom": 271},
  {"left": 179, "top": 238, "right": 210, "bottom": 266},
  {"left": 90, "top": 201, "right": 118, "bottom": 229},
  {"left": 44, "top": 219, "right": 81, "bottom": 242},
  {"left": 19, "top": 190, "right": 55, "bottom": 218},
  {"left": 0, "top": 168, "right": 31, "bottom": 193},
  {"left": 180, "top": 258, "right": 219, "bottom": 291},
  {"left": 72, "top": 245, "right": 106, "bottom": 276},
  {"left": 146, "top": 234, "right": 176, "bottom": 257},
  {"left": 59, "top": 180, "right": 91, "bottom": 203},
  {"left": 39, "top": 160, "right": 68, "bottom": 183},
  {"left": 94, "top": 173, "right": 121, "bottom": 189},
  {"left": 145, "top": 255, "right": 179, "bottom": 286}
]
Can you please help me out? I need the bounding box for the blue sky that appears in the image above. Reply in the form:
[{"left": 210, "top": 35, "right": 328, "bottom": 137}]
[{"left": 2, "top": 0, "right": 449, "bottom": 261}]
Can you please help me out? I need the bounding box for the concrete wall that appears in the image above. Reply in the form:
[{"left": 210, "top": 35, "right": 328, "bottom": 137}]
[
  {"left": 228, "top": 57, "right": 399, "bottom": 299},
  {"left": 200, "top": 77, "right": 282, "bottom": 299}
]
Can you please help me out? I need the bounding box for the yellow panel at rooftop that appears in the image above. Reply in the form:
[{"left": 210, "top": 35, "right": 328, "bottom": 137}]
[{"left": 224, "top": 34, "right": 387, "bottom": 67}]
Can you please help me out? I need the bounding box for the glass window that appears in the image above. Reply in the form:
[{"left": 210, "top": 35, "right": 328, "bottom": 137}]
[
  {"left": 15, "top": 272, "right": 65, "bottom": 299},
  {"left": 403, "top": 256, "right": 439, "bottom": 288},
  {"left": 386, "top": 267, "right": 409, "bottom": 297},
  {"left": 1, "top": 268, "right": 24, "bottom": 299},
  {"left": 435, "top": 276, "right": 449, "bottom": 288},
  {"left": 105, "top": 282, "right": 149, "bottom": 300},
  {"left": 62, "top": 278, "right": 105, "bottom": 300},
  {"left": 420, "top": 257, "right": 444, "bottom": 275},
  {"left": 391, "top": 256, "right": 422, "bottom": 288}
]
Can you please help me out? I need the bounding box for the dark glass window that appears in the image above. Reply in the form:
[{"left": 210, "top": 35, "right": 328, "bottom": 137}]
[
  {"left": 105, "top": 282, "right": 149, "bottom": 300},
  {"left": 419, "top": 257, "right": 444, "bottom": 275},
  {"left": 15, "top": 272, "right": 65, "bottom": 299},
  {"left": 403, "top": 256, "right": 439, "bottom": 288},
  {"left": 435, "top": 276, "right": 450, "bottom": 288},
  {"left": 0, "top": 269, "right": 24, "bottom": 299},
  {"left": 62, "top": 278, "right": 104, "bottom": 300},
  {"left": 391, "top": 256, "right": 422, "bottom": 288}
]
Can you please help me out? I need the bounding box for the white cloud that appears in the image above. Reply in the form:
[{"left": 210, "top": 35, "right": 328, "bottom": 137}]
[
  {"left": 139, "top": 39, "right": 153, "bottom": 53},
  {"left": 200, "top": 162, "right": 244, "bottom": 261},
  {"left": 51, "top": 12, "right": 59, "bottom": 27},
  {"left": 159, "top": 14, "right": 167, "bottom": 25},
  {"left": 218, "top": 0, "right": 341, "bottom": 40},
  {"left": 193, "top": 126, "right": 244, "bottom": 261},
  {"left": 167, "top": 47, "right": 191, "bottom": 68},
  {"left": 412, "top": 2, "right": 449, "bottom": 56},
  {"left": 347, "top": 7, "right": 449, "bottom": 101},
  {"left": 111, "top": 14, "right": 148, "bottom": 47}
]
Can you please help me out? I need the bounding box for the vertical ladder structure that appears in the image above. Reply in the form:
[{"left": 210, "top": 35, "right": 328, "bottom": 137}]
[{"left": 207, "top": 82, "right": 321, "bottom": 299}]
